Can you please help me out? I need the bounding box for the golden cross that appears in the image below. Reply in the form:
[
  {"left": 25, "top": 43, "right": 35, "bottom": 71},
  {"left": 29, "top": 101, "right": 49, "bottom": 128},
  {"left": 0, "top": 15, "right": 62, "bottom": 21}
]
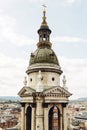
[{"left": 42, "top": 4, "right": 47, "bottom": 11}]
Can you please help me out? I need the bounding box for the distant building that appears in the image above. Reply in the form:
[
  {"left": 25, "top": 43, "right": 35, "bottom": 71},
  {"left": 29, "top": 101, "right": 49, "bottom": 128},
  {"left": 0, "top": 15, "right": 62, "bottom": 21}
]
[
  {"left": 0, "top": 102, "right": 21, "bottom": 130},
  {"left": 67, "top": 101, "right": 87, "bottom": 130}
]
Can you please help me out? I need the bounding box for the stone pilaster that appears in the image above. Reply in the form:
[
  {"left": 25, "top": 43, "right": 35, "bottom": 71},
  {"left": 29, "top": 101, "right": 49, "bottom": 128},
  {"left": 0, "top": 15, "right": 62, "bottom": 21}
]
[
  {"left": 31, "top": 103, "right": 36, "bottom": 130},
  {"left": 62, "top": 103, "right": 68, "bottom": 130},
  {"left": 31, "top": 107, "right": 35, "bottom": 130},
  {"left": 60, "top": 113, "right": 63, "bottom": 130},
  {"left": 44, "top": 107, "right": 48, "bottom": 130},
  {"left": 36, "top": 97, "right": 44, "bottom": 130},
  {"left": 21, "top": 103, "right": 25, "bottom": 130}
]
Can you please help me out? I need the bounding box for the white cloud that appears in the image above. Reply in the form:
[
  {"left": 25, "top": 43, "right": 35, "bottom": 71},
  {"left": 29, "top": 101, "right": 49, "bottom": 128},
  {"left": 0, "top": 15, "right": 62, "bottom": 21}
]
[
  {"left": 0, "top": 53, "right": 28, "bottom": 96},
  {"left": 27, "top": 0, "right": 80, "bottom": 5},
  {"left": 52, "top": 36, "right": 87, "bottom": 43},
  {"left": 8, "top": 33, "right": 36, "bottom": 47},
  {"left": 28, "top": 0, "right": 44, "bottom": 4},
  {"left": 25, "top": 0, "right": 81, "bottom": 7},
  {"left": 0, "top": 13, "right": 36, "bottom": 46},
  {"left": 63, "top": 0, "right": 81, "bottom": 5},
  {"left": 59, "top": 56, "right": 87, "bottom": 99}
]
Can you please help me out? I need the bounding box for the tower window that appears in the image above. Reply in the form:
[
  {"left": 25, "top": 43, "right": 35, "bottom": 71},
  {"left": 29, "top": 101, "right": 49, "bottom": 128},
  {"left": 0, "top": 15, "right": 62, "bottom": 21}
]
[
  {"left": 43, "top": 34, "right": 46, "bottom": 41},
  {"left": 41, "top": 77, "right": 43, "bottom": 80},
  {"left": 52, "top": 77, "right": 55, "bottom": 81},
  {"left": 30, "top": 78, "right": 32, "bottom": 82},
  {"left": 43, "top": 37, "right": 46, "bottom": 41}
]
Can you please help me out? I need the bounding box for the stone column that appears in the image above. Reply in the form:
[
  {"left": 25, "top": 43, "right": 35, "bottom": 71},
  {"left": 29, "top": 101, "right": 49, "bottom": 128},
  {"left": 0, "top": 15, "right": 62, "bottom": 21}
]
[
  {"left": 62, "top": 104, "right": 67, "bottom": 130},
  {"left": 60, "top": 113, "right": 63, "bottom": 130},
  {"left": 43, "top": 104, "right": 48, "bottom": 130},
  {"left": 36, "top": 97, "right": 44, "bottom": 130},
  {"left": 32, "top": 104, "right": 36, "bottom": 130},
  {"left": 21, "top": 103, "right": 25, "bottom": 130}
]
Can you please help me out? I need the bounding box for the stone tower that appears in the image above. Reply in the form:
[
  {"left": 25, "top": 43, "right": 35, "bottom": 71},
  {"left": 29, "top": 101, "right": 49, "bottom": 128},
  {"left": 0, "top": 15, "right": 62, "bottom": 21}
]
[{"left": 18, "top": 8, "right": 71, "bottom": 130}]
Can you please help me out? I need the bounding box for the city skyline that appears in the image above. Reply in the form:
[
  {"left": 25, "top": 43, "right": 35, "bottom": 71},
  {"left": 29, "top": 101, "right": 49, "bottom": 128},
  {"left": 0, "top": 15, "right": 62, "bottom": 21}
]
[{"left": 0, "top": 0, "right": 87, "bottom": 99}]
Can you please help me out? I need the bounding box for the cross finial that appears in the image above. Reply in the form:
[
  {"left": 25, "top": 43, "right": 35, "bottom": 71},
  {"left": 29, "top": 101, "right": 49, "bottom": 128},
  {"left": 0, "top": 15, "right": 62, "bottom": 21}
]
[
  {"left": 41, "top": 4, "right": 47, "bottom": 26},
  {"left": 42, "top": 4, "right": 47, "bottom": 11}
]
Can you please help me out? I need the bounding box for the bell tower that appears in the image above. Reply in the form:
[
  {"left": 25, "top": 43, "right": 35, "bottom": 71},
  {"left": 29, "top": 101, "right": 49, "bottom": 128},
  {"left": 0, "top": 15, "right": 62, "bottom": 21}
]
[
  {"left": 18, "top": 8, "right": 71, "bottom": 130},
  {"left": 37, "top": 7, "right": 51, "bottom": 48}
]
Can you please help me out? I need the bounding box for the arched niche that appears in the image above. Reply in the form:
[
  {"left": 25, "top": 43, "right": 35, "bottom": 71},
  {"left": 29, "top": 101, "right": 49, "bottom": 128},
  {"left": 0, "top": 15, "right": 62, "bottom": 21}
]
[
  {"left": 48, "top": 106, "right": 60, "bottom": 130},
  {"left": 26, "top": 106, "right": 32, "bottom": 130}
]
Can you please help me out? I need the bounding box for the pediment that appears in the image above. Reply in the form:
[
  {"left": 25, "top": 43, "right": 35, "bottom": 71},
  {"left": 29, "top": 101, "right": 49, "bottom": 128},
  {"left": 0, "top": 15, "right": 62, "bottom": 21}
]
[
  {"left": 43, "top": 86, "right": 72, "bottom": 97},
  {"left": 18, "top": 87, "right": 35, "bottom": 97}
]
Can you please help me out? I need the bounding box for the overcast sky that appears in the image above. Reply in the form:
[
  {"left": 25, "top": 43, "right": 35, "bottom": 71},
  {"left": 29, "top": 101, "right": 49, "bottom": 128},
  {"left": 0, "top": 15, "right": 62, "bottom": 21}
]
[{"left": 0, "top": 0, "right": 87, "bottom": 99}]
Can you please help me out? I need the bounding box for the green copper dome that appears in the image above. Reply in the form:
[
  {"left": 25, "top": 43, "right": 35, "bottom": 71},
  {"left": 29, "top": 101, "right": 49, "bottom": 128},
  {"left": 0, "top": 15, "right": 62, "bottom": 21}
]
[
  {"left": 29, "top": 9, "right": 60, "bottom": 67},
  {"left": 29, "top": 47, "right": 59, "bottom": 66},
  {"left": 26, "top": 9, "right": 63, "bottom": 75}
]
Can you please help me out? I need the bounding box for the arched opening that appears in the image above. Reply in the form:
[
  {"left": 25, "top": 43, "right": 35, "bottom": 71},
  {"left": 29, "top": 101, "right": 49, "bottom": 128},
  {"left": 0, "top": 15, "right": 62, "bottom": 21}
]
[
  {"left": 26, "top": 106, "right": 32, "bottom": 130},
  {"left": 49, "top": 106, "right": 60, "bottom": 130}
]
